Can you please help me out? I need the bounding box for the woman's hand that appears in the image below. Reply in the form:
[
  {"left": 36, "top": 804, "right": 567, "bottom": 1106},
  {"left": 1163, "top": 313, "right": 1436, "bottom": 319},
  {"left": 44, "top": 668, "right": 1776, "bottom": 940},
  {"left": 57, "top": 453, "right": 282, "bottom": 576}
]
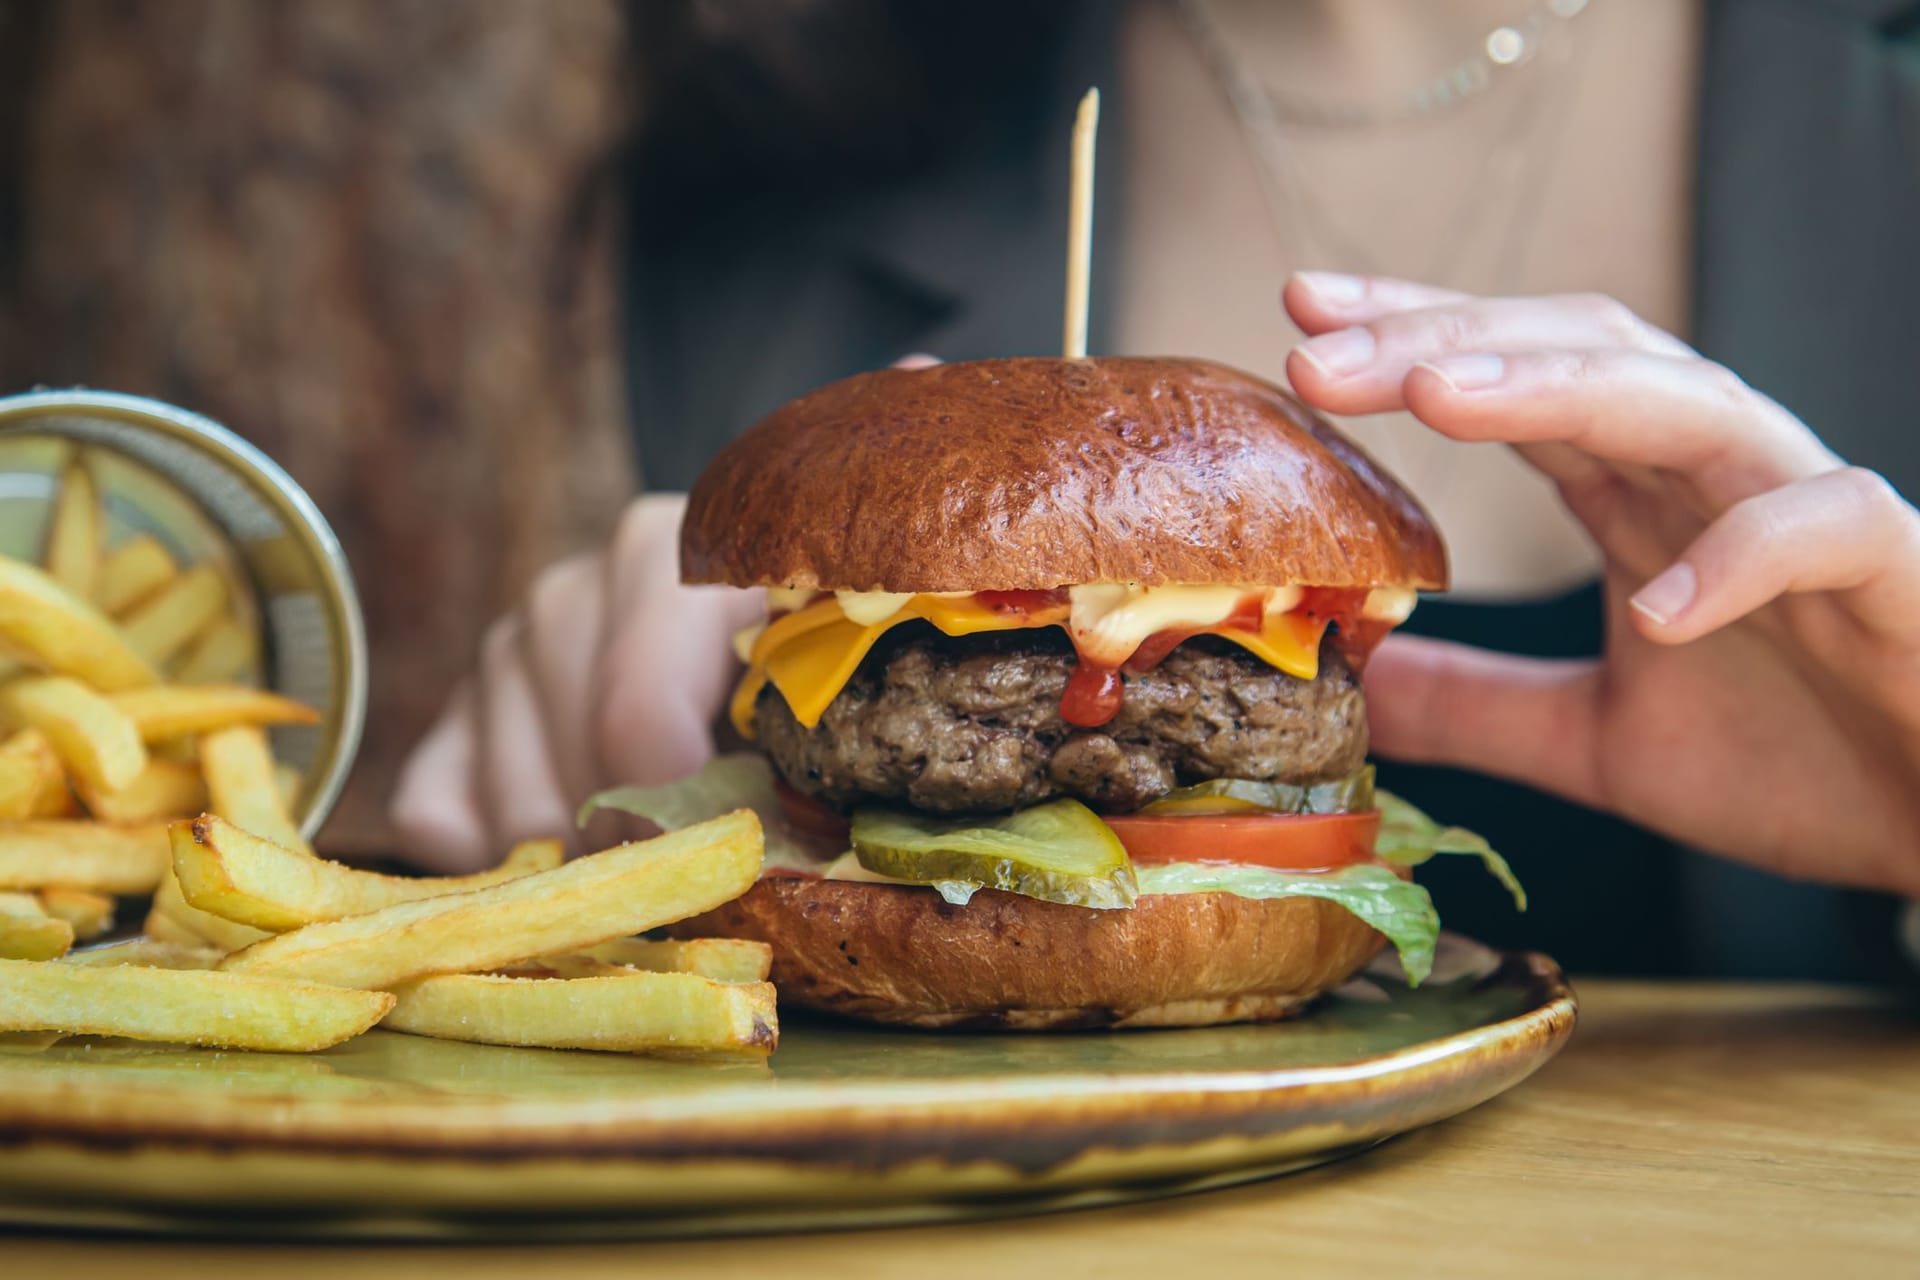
[
  {"left": 389, "top": 493, "right": 761, "bottom": 871},
  {"left": 1284, "top": 271, "right": 1920, "bottom": 897}
]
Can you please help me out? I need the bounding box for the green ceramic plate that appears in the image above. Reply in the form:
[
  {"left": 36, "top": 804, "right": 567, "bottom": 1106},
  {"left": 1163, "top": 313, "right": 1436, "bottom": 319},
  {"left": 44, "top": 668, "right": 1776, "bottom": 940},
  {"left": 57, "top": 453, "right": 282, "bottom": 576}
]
[{"left": 0, "top": 935, "right": 1573, "bottom": 1241}]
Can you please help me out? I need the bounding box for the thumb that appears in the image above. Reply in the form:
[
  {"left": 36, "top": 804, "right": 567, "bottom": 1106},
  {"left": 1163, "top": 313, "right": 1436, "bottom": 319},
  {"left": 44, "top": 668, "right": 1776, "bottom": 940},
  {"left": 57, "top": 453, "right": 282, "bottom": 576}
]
[{"left": 1364, "top": 634, "right": 1603, "bottom": 808}]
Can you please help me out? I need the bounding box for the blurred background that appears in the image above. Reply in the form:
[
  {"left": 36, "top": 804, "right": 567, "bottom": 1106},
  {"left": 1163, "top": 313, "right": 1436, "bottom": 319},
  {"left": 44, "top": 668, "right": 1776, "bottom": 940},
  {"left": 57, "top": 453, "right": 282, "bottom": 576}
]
[{"left": 0, "top": 1, "right": 637, "bottom": 852}]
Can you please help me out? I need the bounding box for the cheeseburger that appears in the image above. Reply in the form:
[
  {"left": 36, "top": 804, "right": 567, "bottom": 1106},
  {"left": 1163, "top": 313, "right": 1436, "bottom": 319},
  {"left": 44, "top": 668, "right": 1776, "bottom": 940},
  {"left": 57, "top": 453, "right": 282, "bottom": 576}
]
[{"left": 593, "top": 356, "right": 1521, "bottom": 1029}]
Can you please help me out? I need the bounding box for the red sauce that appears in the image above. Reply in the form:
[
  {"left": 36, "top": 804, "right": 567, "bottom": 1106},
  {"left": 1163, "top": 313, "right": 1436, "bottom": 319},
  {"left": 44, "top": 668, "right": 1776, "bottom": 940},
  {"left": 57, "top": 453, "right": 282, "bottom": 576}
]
[
  {"left": 1060, "top": 661, "right": 1125, "bottom": 727},
  {"left": 1120, "top": 630, "right": 1186, "bottom": 674},
  {"left": 975, "top": 588, "right": 1069, "bottom": 616},
  {"left": 1062, "top": 593, "right": 1277, "bottom": 727},
  {"left": 1295, "top": 587, "right": 1390, "bottom": 671},
  {"left": 1118, "top": 595, "right": 1265, "bottom": 676},
  {"left": 1055, "top": 589, "right": 1407, "bottom": 726},
  {"left": 794, "top": 586, "right": 1394, "bottom": 730}
]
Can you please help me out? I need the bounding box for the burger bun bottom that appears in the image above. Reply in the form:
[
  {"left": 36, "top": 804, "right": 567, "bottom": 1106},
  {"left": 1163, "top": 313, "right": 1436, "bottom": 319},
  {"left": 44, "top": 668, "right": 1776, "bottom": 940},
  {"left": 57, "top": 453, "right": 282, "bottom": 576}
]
[{"left": 670, "top": 879, "right": 1387, "bottom": 1030}]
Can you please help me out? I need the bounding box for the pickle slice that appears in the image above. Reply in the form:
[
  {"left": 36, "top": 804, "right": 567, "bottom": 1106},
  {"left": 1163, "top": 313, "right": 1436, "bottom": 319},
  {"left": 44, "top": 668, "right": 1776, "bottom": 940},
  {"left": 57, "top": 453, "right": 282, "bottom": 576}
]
[
  {"left": 1136, "top": 766, "right": 1376, "bottom": 817},
  {"left": 850, "top": 800, "right": 1138, "bottom": 909}
]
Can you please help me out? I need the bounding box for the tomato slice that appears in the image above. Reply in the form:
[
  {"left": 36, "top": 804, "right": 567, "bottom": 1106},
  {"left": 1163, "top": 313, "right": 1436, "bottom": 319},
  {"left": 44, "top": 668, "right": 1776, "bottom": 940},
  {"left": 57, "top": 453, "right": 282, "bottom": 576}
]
[{"left": 1102, "top": 810, "right": 1381, "bottom": 872}]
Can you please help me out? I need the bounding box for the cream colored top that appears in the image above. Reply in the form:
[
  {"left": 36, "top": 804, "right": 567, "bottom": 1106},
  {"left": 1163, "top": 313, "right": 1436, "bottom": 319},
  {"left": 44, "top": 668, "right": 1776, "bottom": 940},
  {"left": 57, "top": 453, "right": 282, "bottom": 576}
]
[{"left": 1117, "top": 0, "right": 1702, "bottom": 597}]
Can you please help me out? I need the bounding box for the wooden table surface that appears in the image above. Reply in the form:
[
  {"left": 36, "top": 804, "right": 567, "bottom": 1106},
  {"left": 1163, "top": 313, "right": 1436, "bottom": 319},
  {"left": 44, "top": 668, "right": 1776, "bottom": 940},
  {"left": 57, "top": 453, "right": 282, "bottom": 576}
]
[{"left": 10, "top": 979, "right": 1918, "bottom": 1278}]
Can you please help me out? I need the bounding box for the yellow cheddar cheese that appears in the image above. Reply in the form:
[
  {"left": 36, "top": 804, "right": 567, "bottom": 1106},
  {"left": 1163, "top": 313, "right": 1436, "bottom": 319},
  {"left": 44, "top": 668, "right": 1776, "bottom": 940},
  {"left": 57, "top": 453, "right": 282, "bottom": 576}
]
[{"left": 729, "top": 592, "right": 1331, "bottom": 738}]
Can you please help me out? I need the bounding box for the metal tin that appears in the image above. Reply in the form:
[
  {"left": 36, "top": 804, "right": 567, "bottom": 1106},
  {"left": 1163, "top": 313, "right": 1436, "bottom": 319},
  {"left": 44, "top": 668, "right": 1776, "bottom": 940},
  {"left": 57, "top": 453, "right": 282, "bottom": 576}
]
[{"left": 0, "top": 389, "right": 367, "bottom": 841}]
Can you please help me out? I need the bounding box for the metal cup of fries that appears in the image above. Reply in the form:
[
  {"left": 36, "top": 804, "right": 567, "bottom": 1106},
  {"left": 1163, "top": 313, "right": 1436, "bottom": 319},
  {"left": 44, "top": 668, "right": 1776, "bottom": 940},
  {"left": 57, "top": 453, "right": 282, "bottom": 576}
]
[
  {"left": 0, "top": 389, "right": 366, "bottom": 836},
  {"left": 0, "top": 390, "right": 779, "bottom": 1062}
]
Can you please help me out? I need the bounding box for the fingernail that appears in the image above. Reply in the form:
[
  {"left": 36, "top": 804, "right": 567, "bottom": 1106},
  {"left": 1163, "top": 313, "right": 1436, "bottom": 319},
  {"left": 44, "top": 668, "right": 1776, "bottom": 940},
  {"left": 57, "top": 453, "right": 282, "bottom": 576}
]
[
  {"left": 1630, "top": 562, "right": 1696, "bottom": 627},
  {"left": 1296, "top": 327, "right": 1376, "bottom": 377},
  {"left": 1417, "top": 354, "right": 1506, "bottom": 392},
  {"left": 1297, "top": 271, "right": 1366, "bottom": 304}
]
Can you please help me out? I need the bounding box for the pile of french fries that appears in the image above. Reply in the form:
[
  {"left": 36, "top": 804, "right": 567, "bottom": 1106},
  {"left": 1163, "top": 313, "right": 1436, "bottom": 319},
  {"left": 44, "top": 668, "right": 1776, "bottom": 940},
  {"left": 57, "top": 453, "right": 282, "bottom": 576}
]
[{"left": 0, "top": 450, "right": 778, "bottom": 1059}]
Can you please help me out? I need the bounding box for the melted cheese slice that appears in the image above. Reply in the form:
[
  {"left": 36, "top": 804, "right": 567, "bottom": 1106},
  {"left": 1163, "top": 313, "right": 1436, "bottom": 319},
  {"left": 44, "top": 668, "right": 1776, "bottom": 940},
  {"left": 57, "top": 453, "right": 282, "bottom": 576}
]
[{"left": 729, "top": 591, "right": 1330, "bottom": 737}]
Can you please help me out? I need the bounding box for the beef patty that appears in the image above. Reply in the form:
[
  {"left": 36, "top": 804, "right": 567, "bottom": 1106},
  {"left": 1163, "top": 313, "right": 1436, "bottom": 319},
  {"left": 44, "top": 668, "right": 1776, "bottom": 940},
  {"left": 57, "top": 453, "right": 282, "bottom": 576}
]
[{"left": 756, "top": 625, "right": 1367, "bottom": 814}]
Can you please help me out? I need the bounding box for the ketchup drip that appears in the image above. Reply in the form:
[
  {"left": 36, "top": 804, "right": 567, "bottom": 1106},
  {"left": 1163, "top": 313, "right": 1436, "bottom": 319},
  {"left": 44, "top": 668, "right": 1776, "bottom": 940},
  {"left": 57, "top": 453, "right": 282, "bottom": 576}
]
[
  {"left": 1060, "top": 594, "right": 1272, "bottom": 729},
  {"left": 1060, "top": 662, "right": 1125, "bottom": 727},
  {"left": 1295, "top": 587, "right": 1389, "bottom": 672}
]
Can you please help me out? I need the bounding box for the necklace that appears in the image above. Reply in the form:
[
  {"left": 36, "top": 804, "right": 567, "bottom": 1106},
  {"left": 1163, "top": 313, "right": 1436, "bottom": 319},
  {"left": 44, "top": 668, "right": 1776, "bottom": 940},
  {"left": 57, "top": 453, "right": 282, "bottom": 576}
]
[
  {"left": 1172, "top": 0, "right": 1594, "bottom": 505},
  {"left": 1239, "top": 0, "right": 1595, "bottom": 129},
  {"left": 1175, "top": 0, "right": 1592, "bottom": 282}
]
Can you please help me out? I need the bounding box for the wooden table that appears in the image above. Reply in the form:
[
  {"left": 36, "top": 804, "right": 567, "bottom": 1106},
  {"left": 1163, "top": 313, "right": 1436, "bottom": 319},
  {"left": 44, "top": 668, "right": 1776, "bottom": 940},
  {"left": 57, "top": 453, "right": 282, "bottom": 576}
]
[{"left": 9, "top": 980, "right": 1918, "bottom": 1278}]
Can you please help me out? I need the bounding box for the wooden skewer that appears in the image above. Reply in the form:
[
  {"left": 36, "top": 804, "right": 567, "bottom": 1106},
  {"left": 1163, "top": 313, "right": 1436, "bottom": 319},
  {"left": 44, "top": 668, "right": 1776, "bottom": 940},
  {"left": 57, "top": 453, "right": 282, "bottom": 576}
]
[{"left": 1062, "top": 87, "right": 1100, "bottom": 360}]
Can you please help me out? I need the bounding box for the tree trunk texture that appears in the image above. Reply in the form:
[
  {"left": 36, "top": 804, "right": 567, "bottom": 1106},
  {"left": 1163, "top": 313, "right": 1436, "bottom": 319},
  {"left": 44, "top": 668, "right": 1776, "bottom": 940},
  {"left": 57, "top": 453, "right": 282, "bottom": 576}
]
[{"left": 0, "top": 0, "right": 636, "bottom": 852}]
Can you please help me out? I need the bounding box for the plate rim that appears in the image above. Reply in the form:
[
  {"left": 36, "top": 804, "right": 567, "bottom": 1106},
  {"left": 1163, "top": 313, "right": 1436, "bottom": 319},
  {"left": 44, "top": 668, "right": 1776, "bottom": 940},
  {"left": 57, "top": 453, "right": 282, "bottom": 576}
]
[{"left": 0, "top": 948, "right": 1576, "bottom": 1164}]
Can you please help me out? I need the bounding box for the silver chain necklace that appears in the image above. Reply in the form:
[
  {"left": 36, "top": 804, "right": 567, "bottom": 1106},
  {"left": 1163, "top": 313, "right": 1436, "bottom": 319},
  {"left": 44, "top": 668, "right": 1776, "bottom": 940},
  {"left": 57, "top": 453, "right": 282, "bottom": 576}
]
[
  {"left": 1174, "top": 0, "right": 1593, "bottom": 282},
  {"left": 1217, "top": 0, "right": 1595, "bottom": 129},
  {"left": 1171, "top": 0, "right": 1595, "bottom": 509}
]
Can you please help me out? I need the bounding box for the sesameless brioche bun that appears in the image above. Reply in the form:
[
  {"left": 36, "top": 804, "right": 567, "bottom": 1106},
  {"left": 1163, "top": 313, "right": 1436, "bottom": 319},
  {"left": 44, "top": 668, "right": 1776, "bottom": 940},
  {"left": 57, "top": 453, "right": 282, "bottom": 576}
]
[
  {"left": 681, "top": 356, "right": 1446, "bottom": 594},
  {"left": 671, "top": 878, "right": 1391, "bottom": 1029},
  {"left": 677, "top": 356, "right": 1441, "bottom": 1029}
]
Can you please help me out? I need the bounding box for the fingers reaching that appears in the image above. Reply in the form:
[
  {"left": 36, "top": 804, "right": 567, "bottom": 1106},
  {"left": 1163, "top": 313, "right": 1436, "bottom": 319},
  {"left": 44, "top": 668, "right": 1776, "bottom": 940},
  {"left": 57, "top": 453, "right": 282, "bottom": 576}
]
[
  {"left": 1400, "top": 349, "right": 1840, "bottom": 509},
  {"left": 1286, "top": 290, "right": 1696, "bottom": 417},
  {"left": 597, "top": 494, "right": 762, "bottom": 788},
  {"left": 1629, "top": 467, "right": 1920, "bottom": 646},
  {"left": 522, "top": 552, "right": 608, "bottom": 809},
  {"left": 390, "top": 682, "right": 490, "bottom": 873},
  {"left": 1363, "top": 634, "right": 1605, "bottom": 809},
  {"left": 394, "top": 492, "right": 758, "bottom": 869},
  {"left": 1283, "top": 272, "right": 1470, "bottom": 334},
  {"left": 475, "top": 617, "right": 574, "bottom": 852}
]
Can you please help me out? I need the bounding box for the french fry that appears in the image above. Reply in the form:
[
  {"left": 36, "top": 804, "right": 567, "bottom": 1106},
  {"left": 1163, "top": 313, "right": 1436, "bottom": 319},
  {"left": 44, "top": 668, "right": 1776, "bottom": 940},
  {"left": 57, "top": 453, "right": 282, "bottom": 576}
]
[
  {"left": 30, "top": 780, "right": 78, "bottom": 818},
  {"left": 112, "top": 684, "right": 320, "bottom": 744},
  {"left": 173, "top": 816, "right": 570, "bottom": 931},
  {"left": 0, "top": 893, "right": 74, "bottom": 960},
  {"left": 36, "top": 887, "right": 115, "bottom": 940},
  {"left": 0, "top": 556, "right": 157, "bottom": 690},
  {"left": 141, "top": 899, "right": 212, "bottom": 948},
  {"left": 76, "top": 757, "right": 207, "bottom": 825},
  {"left": 384, "top": 970, "right": 778, "bottom": 1056},
  {"left": 200, "top": 725, "right": 309, "bottom": 853},
  {"left": 147, "top": 865, "right": 270, "bottom": 951},
  {"left": 503, "top": 837, "right": 566, "bottom": 873},
  {"left": 43, "top": 457, "right": 102, "bottom": 601},
  {"left": 507, "top": 954, "right": 631, "bottom": 979},
  {"left": 119, "top": 564, "right": 227, "bottom": 668},
  {"left": 220, "top": 811, "right": 763, "bottom": 990},
  {"left": 0, "top": 821, "right": 168, "bottom": 893},
  {"left": 0, "top": 729, "right": 66, "bottom": 821},
  {"left": 0, "top": 675, "right": 146, "bottom": 791},
  {"left": 171, "top": 616, "right": 258, "bottom": 685},
  {"left": 574, "top": 936, "right": 774, "bottom": 984},
  {"left": 152, "top": 737, "right": 199, "bottom": 765},
  {"left": 0, "top": 756, "right": 43, "bottom": 820},
  {"left": 61, "top": 937, "right": 224, "bottom": 969},
  {"left": 274, "top": 761, "right": 302, "bottom": 811},
  {"left": 0, "top": 958, "right": 393, "bottom": 1051},
  {"left": 97, "top": 534, "right": 178, "bottom": 616}
]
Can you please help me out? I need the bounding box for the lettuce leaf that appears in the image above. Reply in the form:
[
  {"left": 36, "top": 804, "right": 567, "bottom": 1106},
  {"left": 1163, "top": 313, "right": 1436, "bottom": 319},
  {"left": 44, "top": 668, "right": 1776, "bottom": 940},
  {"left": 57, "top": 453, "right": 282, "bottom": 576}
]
[
  {"left": 1373, "top": 789, "right": 1527, "bottom": 911},
  {"left": 578, "top": 754, "right": 838, "bottom": 874},
  {"left": 575, "top": 757, "right": 1511, "bottom": 986},
  {"left": 1137, "top": 862, "right": 1440, "bottom": 985}
]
